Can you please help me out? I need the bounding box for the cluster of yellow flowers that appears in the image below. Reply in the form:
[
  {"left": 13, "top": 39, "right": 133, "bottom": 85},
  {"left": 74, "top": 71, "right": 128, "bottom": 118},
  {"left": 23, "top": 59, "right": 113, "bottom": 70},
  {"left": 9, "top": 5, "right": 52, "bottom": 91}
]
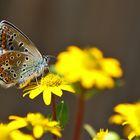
[
  {"left": 0, "top": 113, "right": 61, "bottom": 140},
  {"left": 2, "top": 45, "right": 139, "bottom": 140}
]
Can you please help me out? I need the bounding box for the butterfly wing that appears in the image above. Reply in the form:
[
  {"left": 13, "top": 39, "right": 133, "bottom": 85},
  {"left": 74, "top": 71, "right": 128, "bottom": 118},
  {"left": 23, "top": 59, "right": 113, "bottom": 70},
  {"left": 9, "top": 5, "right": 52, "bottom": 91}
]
[
  {"left": 0, "top": 20, "right": 42, "bottom": 59},
  {"left": 0, "top": 20, "right": 48, "bottom": 88},
  {"left": 0, "top": 51, "right": 43, "bottom": 88}
]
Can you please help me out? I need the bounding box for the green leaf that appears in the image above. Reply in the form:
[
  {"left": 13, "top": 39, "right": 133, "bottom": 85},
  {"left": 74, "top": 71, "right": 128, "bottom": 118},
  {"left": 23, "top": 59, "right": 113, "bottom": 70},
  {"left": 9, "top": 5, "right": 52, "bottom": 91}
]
[{"left": 56, "top": 101, "right": 69, "bottom": 129}]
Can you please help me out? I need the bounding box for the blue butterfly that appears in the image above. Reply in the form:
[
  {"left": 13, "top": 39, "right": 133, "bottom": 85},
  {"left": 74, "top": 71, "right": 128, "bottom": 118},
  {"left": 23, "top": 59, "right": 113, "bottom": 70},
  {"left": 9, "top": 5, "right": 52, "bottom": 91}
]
[{"left": 0, "top": 20, "right": 51, "bottom": 88}]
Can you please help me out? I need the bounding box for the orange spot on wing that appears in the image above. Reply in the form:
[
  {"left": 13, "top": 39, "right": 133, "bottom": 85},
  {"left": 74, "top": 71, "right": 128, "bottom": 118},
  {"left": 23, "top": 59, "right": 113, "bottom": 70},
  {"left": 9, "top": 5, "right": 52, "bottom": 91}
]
[
  {"left": 0, "top": 67, "right": 3, "bottom": 72},
  {"left": 1, "top": 30, "right": 7, "bottom": 49}
]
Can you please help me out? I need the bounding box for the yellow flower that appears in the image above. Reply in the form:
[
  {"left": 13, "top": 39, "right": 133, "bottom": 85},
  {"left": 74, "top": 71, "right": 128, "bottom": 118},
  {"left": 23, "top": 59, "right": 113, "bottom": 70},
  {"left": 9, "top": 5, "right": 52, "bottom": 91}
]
[
  {"left": 0, "top": 124, "right": 35, "bottom": 140},
  {"left": 9, "top": 113, "right": 62, "bottom": 139},
  {"left": 93, "top": 129, "right": 108, "bottom": 140},
  {"left": 55, "top": 46, "right": 123, "bottom": 89},
  {"left": 23, "top": 73, "right": 74, "bottom": 105},
  {"left": 109, "top": 102, "right": 140, "bottom": 140}
]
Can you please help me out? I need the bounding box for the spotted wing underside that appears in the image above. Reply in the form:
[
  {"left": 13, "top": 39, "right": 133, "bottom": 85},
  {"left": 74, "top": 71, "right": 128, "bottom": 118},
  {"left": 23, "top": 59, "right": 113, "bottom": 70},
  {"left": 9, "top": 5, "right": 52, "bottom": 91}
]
[
  {"left": 0, "top": 20, "right": 42, "bottom": 59},
  {"left": 0, "top": 51, "right": 36, "bottom": 88}
]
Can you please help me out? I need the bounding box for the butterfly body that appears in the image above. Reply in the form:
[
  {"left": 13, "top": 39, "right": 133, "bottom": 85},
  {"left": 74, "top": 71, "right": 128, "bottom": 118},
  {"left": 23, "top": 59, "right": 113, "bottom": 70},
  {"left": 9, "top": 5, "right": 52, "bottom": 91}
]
[{"left": 0, "top": 20, "right": 49, "bottom": 88}]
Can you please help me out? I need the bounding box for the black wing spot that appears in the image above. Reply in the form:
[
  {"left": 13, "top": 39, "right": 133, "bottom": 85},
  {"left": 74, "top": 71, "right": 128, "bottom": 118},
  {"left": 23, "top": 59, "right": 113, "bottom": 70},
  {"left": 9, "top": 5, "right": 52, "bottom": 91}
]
[
  {"left": 0, "top": 74, "right": 3, "bottom": 77},
  {"left": 8, "top": 67, "right": 11, "bottom": 70},
  {"left": 3, "top": 26, "right": 7, "bottom": 30},
  {"left": 16, "top": 53, "right": 21, "bottom": 57},
  {"left": 5, "top": 60, "right": 9, "bottom": 63},
  {"left": 9, "top": 46, "right": 14, "bottom": 50},
  {"left": 13, "top": 33, "right": 17, "bottom": 37},
  {"left": 10, "top": 70, "right": 15, "bottom": 73},
  {"left": 25, "top": 57, "right": 29, "bottom": 61},
  {"left": 13, "top": 73, "right": 17, "bottom": 78},
  {"left": 5, "top": 63, "right": 9, "bottom": 66},
  {"left": 19, "top": 42, "right": 24, "bottom": 48},
  {"left": 8, "top": 42, "right": 13, "bottom": 46},
  {"left": 22, "top": 69, "right": 26, "bottom": 71},
  {"left": 8, "top": 38, "right": 13, "bottom": 42},
  {"left": 10, "top": 56, "right": 14, "bottom": 60},
  {"left": 24, "top": 48, "right": 29, "bottom": 52},
  {"left": 23, "top": 64, "right": 27, "bottom": 67}
]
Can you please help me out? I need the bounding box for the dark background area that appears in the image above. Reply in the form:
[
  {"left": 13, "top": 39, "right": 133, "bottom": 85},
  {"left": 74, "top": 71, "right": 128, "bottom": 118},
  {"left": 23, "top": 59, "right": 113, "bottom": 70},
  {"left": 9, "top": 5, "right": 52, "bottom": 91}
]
[{"left": 0, "top": 0, "right": 140, "bottom": 139}]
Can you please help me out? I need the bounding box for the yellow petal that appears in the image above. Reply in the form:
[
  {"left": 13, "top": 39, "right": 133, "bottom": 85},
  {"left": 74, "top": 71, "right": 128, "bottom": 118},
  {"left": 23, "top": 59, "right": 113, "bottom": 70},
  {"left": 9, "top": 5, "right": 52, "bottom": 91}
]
[
  {"left": 11, "top": 130, "right": 35, "bottom": 140},
  {"left": 8, "top": 120, "right": 27, "bottom": 130},
  {"left": 49, "top": 128, "right": 62, "bottom": 137},
  {"left": 28, "top": 87, "right": 43, "bottom": 99},
  {"left": 101, "top": 58, "right": 123, "bottom": 78},
  {"left": 43, "top": 89, "right": 52, "bottom": 105},
  {"left": 60, "top": 85, "right": 75, "bottom": 93},
  {"left": 51, "top": 87, "right": 63, "bottom": 97},
  {"left": 87, "top": 47, "right": 103, "bottom": 59},
  {"left": 109, "top": 115, "right": 124, "bottom": 124},
  {"left": 80, "top": 72, "right": 95, "bottom": 88},
  {"left": 128, "top": 131, "right": 136, "bottom": 140},
  {"left": 33, "top": 125, "right": 44, "bottom": 138}
]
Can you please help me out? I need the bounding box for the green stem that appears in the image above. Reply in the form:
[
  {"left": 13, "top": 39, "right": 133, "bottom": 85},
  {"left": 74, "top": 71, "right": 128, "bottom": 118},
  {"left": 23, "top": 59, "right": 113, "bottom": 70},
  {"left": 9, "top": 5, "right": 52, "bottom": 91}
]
[
  {"left": 52, "top": 94, "right": 58, "bottom": 140},
  {"left": 73, "top": 93, "right": 85, "bottom": 140}
]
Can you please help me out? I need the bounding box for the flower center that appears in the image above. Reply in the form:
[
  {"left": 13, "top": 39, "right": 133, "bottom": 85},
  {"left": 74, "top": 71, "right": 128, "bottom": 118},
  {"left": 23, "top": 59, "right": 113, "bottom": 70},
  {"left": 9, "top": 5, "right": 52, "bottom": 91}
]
[{"left": 41, "top": 73, "right": 63, "bottom": 87}]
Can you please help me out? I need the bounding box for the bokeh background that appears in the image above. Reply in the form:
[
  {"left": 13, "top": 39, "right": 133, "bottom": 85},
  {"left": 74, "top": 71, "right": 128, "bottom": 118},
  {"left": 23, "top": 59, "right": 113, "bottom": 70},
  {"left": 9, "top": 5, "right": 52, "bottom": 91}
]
[{"left": 0, "top": 0, "right": 140, "bottom": 139}]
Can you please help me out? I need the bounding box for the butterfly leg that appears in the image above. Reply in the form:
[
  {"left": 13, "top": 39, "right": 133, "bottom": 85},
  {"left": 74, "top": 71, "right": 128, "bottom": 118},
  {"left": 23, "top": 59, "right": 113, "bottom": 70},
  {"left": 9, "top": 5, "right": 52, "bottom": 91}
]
[{"left": 35, "top": 77, "right": 39, "bottom": 86}]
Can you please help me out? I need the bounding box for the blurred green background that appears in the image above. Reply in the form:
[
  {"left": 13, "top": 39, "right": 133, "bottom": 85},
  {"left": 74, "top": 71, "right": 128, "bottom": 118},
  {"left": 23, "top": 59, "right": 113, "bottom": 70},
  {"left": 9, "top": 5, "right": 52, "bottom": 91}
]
[{"left": 0, "top": 0, "right": 140, "bottom": 139}]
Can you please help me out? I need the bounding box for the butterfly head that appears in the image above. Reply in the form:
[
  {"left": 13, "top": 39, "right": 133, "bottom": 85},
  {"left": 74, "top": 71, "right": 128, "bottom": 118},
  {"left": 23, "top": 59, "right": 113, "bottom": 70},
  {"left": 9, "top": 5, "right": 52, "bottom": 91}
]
[{"left": 43, "top": 55, "right": 56, "bottom": 65}]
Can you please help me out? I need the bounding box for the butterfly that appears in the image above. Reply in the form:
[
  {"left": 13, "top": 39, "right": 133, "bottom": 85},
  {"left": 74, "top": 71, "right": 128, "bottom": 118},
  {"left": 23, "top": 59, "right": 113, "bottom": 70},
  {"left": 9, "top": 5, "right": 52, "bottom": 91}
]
[{"left": 0, "top": 20, "right": 51, "bottom": 88}]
